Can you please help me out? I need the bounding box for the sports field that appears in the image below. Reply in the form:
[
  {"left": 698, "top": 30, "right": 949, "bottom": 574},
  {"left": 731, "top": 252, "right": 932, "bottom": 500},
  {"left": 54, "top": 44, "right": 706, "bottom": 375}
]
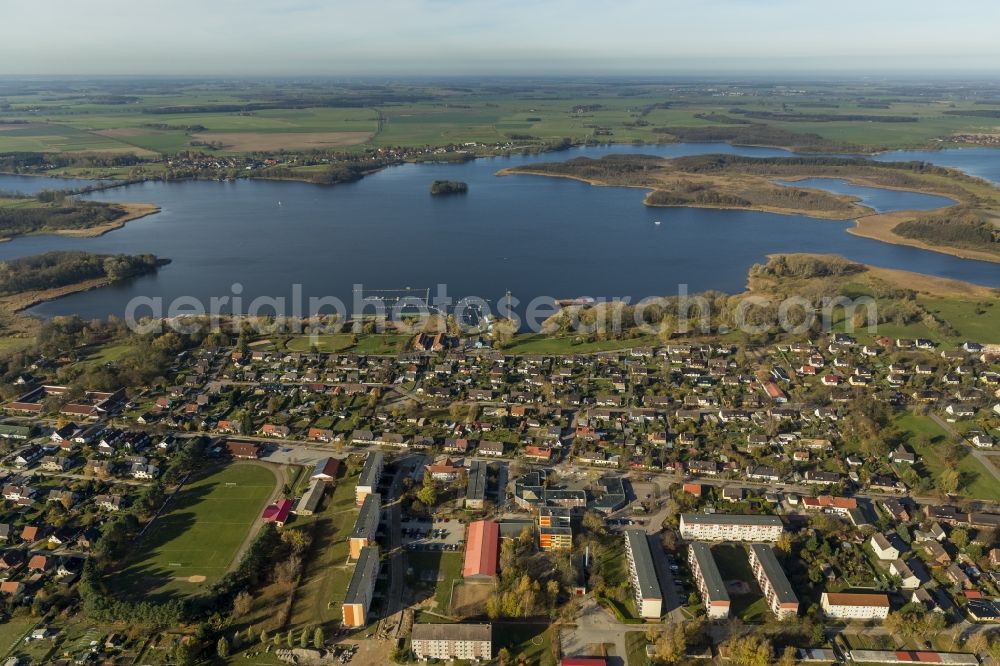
[{"left": 111, "top": 462, "right": 278, "bottom": 600}]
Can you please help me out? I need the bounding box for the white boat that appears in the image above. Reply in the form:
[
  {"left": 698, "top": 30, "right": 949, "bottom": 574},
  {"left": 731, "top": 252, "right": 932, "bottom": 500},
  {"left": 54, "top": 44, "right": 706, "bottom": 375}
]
[{"left": 653, "top": 220, "right": 661, "bottom": 225}]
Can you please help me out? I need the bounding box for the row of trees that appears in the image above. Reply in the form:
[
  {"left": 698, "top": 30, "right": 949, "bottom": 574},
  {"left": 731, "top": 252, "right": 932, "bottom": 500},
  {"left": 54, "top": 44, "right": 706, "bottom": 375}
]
[{"left": 0, "top": 250, "right": 163, "bottom": 296}]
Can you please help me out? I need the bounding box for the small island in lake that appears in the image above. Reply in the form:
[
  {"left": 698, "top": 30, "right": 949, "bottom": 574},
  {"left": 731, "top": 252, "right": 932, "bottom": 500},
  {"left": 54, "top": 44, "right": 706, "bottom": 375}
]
[{"left": 430, "top": 180, "right": 468, "bottom": 195}]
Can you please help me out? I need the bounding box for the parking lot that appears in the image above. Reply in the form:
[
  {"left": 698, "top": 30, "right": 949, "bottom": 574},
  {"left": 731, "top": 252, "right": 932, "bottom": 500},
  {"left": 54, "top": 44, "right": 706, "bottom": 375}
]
[{"left": 401, "top": 518, "right": 465, "bottom": 551}]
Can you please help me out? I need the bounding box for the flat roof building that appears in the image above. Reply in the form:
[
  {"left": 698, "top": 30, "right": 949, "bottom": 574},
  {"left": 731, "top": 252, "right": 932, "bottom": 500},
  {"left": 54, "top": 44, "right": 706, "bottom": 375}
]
[
  {"left": 356, "top": 452, "right": 384, "bottom": 505},
  {"left": 350, "top": 492, "right": 382, "bottom": 559},
  {"left": 538, "top": 506, "right": 573, "bottom": 551},
  {"left": 748, "top": 544, "right": 799, "bottom": 619},
  {"left": 463, "top": 520, "right": 499, "bottom": 579},
  {"left": 295, "top": 480, "right": 326, "bottom": 516},
  {"left": 679, "top": 513, "right": 783, "bottom": 542},
  {"left": 465, "top": 459, "right": 489, "bottom": 510},
  {"left": 343, "top": 545, "right": 380, "bottom": 628},
  {"left": 411, "top": 623, "right": 492, "bottom": 662},
  {"left": 624, "top": 529, "right": 662, "bottom": 619},
  {"left": 688, "top": 543, "right": 730, "bottom": 619}
]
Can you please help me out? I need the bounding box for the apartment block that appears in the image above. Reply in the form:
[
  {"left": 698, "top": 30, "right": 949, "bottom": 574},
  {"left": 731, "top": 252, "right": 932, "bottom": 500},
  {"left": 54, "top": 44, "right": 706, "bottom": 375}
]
[
  {"left": 688, "top": 542, "right": 730, "bottom": 619},
  {"left": 679, "top": 513, "right": 783, "bottom": 542},
  {"left": 624, "top": 529, "right": 662, "bottom": 619},
  {"left": 748, "top": 544, "right": 799, "bottom": 619},
  {"left": 342, "top": 545, "right": 380, "bottom": 627},
  {"left": 411, "top": 623, "right": 492, "bottom": 661},
  {"left": 349, "top": 492, "right": 381, "bottom": 560},
  {"left": 821, "top": 592, "right": 890, "bottom": 620},
  {"left": 356, "top": 451, "right": 384, "bottom": 505}
]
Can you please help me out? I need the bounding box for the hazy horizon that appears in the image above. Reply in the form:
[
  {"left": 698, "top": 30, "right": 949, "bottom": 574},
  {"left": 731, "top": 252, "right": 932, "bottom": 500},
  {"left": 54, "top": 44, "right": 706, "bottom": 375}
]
[{"left": 4, "top": 0, "right": 1000, "bottom": 77}]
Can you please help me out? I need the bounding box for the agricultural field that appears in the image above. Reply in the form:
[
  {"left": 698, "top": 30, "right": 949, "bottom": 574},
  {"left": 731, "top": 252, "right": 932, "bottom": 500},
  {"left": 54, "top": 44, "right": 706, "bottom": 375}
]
[
  {"left": 110, "top": 462, "right": 278, "bottom": 600},
  {"left": 3, "top": 81, "right": 1000, "bottom": 159}
]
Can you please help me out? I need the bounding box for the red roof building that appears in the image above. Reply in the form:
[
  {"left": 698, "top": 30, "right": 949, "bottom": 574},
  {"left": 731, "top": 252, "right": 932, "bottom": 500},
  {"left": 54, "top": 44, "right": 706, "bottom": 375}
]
[
  {"left": 463, "top": 520, "right": 499, "bottom": 579},
  {"left": 225, "top": 440, "right": 261, "bottom": 459},
  {"left": 561, "top": 659, "right": 607, "bottom": 666},
  {"left": 262, "top": 499, "right": 293, "bottom": 527}
]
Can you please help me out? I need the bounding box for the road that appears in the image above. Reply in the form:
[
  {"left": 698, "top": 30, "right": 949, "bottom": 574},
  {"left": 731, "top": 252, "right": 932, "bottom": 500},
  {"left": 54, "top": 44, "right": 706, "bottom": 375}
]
[{"left": 561, "top": 598, "right": 629, "bottom": 666}]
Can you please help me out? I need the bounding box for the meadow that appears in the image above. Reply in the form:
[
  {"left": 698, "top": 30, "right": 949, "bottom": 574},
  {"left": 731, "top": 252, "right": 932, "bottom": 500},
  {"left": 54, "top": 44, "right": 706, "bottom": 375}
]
[{"left": 110, "top": 462, "right": 278, "bottom": 600}]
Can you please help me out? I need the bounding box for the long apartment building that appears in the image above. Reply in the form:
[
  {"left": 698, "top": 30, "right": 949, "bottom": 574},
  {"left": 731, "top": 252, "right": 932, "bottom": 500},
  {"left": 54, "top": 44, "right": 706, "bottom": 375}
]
[
  {"left": 688, "top": 542, "right": 730, "bottom": 619},
  {"left": 679, "top": 513, "right": 783, "bottom": 542},
  {"left": 820, "top": 592, "right": 890, "bottom": 620},
  {"left": 624, "top": 529, "right": 662, "bottom": 619},
  {"left": 356, "top": 451, "right": 384, "bottom": 505},
  {"left": 465, "top": 459, "right": 489, "bottom": 510},
  {"left": 538, "top": 506, "right": 573, "bottom": 551},
  {"left": 342, "top": 545, "right": 380, "bottom": 627},
  {"left": 411, "top": 623, "right": 492, "bottom": 662},
  {"left": 748, "top": 544, "right": 799, "bottom": 619},
  {"left": 349, "top": 492, "right": 381, "bottom": 559}
]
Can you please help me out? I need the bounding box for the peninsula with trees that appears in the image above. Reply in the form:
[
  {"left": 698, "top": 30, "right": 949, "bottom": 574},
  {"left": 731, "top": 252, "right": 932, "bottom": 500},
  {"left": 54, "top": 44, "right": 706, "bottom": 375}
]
[{"left": 500, "top": 154, "right": 1000, "bottom": 262}]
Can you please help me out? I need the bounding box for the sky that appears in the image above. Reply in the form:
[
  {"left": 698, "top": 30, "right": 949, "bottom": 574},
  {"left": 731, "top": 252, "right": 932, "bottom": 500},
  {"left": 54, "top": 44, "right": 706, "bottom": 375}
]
[{"left": 3, "top": 0, "right": 1000, "bottom": 76}]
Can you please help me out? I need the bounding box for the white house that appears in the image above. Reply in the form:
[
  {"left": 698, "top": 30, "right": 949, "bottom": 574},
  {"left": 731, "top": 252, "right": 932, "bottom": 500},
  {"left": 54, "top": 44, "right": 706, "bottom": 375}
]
[
  {"left": 869, "top": 534, "right": 900, "bottom": 561},
  {"left": 889, "top": 559, "right": 921, "bottom": 590}
]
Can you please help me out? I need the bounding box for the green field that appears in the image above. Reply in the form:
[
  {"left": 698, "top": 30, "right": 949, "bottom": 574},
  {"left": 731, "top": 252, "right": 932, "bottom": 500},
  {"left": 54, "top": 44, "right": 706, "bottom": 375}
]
[
  {"left": 111, "top": 462, "right": 278, "bottom": 600},
  {"left": 895, "top": 412, "right": 1000, "bottom": 501},
  {"left": 3, "top": 81, "right": 1000, "bottom": 159}
]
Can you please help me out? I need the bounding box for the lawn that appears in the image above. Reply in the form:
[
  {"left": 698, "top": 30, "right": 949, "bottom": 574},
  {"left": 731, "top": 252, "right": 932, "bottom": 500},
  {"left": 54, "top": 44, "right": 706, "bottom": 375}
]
[
  {"left": 916, "top": 297, "right": 1000, "bottom": 344},
  {"left": 110, "top": 462, "right": 277, "bottom": 600},
  {"left": 626, "top": 631, "right": 651, "bottom": 666},
  {"left": 281, "top": 333, "right": 410, "bottom": 355},
  {"left": 406, "top": 551, "right": 464, "bottom": 614},
  {"left": 710, "top": 544, "right": 768, "bottom": 622},
  {"left": 493, "top": 623, "right": 557, "bottom": 666},
  {"left": 895, "top": 412, "right": 1000, "bottom": 502},
  {"left": 504, "top": 333, "right": 659, "bottom": 355},
  {"left": 289, "top": 470, "right": 359, "bottom": 629},
  {"left": 0, "top": 615, "right": 38, "bottom": 661}
]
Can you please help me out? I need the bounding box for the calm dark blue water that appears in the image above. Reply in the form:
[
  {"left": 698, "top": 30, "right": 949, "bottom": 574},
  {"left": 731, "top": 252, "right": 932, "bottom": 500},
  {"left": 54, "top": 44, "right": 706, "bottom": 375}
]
[
  {"left": 0, "top": 173, "right": 104, "bottom": 195},
  {"left": 0, "top": 143, "right": 998, "bottom": 321},
  {"left": 773, "top": 178, "right": 954, "bottom": 214},
  {"left": 875, "top": 147, "right": 1000, "bottom": 185}
]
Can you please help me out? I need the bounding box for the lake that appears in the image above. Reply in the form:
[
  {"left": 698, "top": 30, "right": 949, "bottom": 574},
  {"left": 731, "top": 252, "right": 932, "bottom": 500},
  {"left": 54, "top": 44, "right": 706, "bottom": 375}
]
[
  {"left": 772, "top": 178, "right": 954, "bottom": 214},
  {"left": 0, "top": 143, "right": 998, "bottom": 322}
]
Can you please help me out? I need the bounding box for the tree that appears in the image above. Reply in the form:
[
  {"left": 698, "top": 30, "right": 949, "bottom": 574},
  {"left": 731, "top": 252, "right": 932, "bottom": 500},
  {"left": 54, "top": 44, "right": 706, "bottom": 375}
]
[
  {"left": 951, "top": 527, "right": 969, "bottom": 550},
  {"left": 650, "top": 621, "right": 687, "bottom": 664},
  {"left": 260, "top": 629, "right": 269, "bottom": 645},
  {"left": 724, "top": 633, "right": 772, "bottom": 666},
  {"left": 232, "top": 590, "right": 253, "bottom": 618},
  {"left": 299, "top": 628, "right": 309, "bottom": 648},
  {"left": 776, "top": 646, "right": 797, "bottom": 666},
  {"left": 416, "top": 484, "right": 437, "bottom": 507},
  {"left": 217, "top": 636, "right": 230, "bottom": 658},
  {"left": 286, "top": 629, "right": 294, "bottom": 648},
  {"left": 939, "top": 468, "right": 960, "bottom": 495},
  {"left": 313, "top": 626, "right": 324, "bottom": 649}
]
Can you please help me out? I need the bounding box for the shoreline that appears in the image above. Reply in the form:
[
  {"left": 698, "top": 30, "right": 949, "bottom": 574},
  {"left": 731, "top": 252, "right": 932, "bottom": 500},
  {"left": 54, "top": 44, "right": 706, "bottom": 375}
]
[
  {"left": 501, "top": 167, "right": 1000, "bottom": 263},
  {"left": 848, "top": 212, "right": 1000, "bottom": 264},
  {"left": 0, "top": 276, "right": 117, "bottom": 314},
  {"left": 0, "top": 202, "right": 161, "bottom": 243}
]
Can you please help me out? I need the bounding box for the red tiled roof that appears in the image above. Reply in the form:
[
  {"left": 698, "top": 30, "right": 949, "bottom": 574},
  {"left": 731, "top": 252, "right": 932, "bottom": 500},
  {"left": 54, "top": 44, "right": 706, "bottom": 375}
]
[
  {"left": 463, "top": 520, "right": 498, "bottom": 578},
  {"left": 262, "top": 499, "right": 293, "bottom": 524}
]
